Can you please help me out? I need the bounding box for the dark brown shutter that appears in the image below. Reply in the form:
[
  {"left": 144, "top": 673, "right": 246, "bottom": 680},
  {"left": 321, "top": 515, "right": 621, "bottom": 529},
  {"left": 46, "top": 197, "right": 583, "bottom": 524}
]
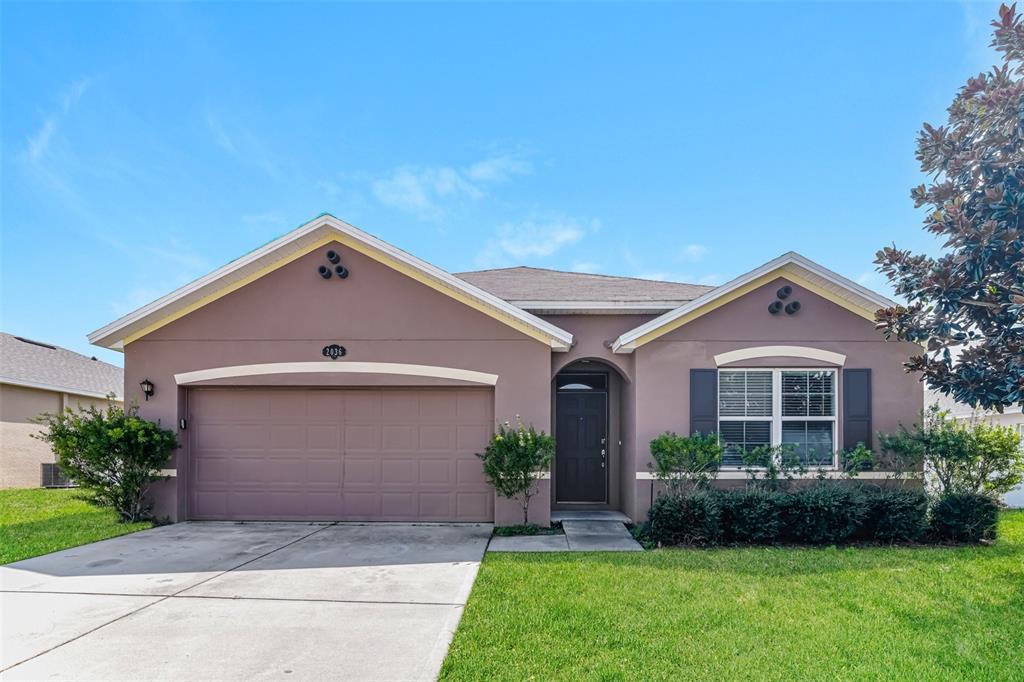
[
  {"left": 842, "top": 368, "right": 872, "bottom": 450},
  {"left": 690, "top": 369, "right": 718, "bottom": 436}
]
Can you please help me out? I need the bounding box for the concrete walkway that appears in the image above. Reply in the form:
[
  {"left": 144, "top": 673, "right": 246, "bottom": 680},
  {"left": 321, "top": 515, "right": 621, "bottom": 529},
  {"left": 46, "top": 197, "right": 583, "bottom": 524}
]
[
  {"left": 488, "top": 519, "right": 642, "bottom": 552},
  {"left": 1, "top": 522, "right": 491, "bottom": 681}
]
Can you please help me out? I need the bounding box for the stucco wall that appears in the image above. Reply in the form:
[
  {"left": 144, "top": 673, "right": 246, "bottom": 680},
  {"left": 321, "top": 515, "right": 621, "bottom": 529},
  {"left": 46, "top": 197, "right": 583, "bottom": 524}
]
[
  {"left": 626, "top": 277, "right": 924, "bottom": 521},
  {"left": 0, "top": 384, "right": 121, "bottom": 488},
  {"left": 124, "top": 241, "right": 553, "bottom": 523}
]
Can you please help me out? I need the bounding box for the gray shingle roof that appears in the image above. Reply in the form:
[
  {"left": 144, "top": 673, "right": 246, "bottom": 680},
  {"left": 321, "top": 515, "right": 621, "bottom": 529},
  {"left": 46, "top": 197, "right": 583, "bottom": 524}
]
[
  {"left": 0, "top": 332, "right": 123, "bottom": 399},
  {"left": 455, "top": 266, "right": 713, "bottom": 305}
]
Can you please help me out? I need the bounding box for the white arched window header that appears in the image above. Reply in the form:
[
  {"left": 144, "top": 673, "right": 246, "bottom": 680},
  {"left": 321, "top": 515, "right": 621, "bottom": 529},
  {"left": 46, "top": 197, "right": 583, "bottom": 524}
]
[
  {"left": 713, "top": 345, "right": 846, "bottom": 367},
  {"left": 174, "top": 362, "right": 499, "bottom": 386}
]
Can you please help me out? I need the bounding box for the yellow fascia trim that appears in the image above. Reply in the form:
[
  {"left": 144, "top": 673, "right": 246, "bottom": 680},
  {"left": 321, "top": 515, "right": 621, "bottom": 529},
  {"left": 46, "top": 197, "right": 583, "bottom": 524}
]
[
  {"left": 123, "top": 232, "right": 554, "bottom": 347},
  {"left": 628, "top": 265, "right": 877, "bottom": 350}
]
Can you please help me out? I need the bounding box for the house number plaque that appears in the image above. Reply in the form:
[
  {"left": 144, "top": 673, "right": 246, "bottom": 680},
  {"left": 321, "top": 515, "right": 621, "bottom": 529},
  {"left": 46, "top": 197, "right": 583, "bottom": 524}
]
[{"left": 322, "top": 344, "right": 347, "bottom": 360}]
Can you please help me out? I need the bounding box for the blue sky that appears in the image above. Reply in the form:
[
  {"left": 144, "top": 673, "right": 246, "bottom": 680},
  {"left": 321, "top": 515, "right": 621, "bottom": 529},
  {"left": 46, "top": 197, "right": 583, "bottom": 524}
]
[{"left": 0, "top": 1, "right": 1003, "bottom": 366}]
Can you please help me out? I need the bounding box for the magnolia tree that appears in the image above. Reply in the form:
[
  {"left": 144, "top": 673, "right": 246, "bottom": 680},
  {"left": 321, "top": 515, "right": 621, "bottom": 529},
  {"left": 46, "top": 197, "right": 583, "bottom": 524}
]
[
  {"left": 875, "top": 3, "right": 1024, "bottom": 411},
  {"left": 477, "top": 419, "right": 555, "bottom": 526}
]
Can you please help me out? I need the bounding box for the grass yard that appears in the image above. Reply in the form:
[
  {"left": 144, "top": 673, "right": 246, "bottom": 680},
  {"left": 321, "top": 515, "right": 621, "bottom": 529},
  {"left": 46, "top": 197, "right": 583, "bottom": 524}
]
[
  {"left": 0, "top": 488, "right": 152, "bottom": 564},
  {"left": 442, "top": 511, "right": 1024, "bottom": 681}
]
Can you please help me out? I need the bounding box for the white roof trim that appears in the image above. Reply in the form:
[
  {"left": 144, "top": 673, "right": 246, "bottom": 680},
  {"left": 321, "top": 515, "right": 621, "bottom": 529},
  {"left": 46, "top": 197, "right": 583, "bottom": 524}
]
[
  {"left": 88, "top": 214, "right": 573, "bottom": 351},
  {"left": 512, "top": 300, "right": 688, "bottom": 310},
  {"left": 714, "top": 346, "right": 846, "bottom": 366},
  {"left": 0, "top": 376, "right": 121, "bottom": 401},
  {"left": 612, "top": 252, "right": 895, "bottom": 353}
]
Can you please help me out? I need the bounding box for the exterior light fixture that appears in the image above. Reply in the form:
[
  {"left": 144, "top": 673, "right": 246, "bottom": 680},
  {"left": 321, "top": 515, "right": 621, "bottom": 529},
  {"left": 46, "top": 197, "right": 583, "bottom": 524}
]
[
  {"left": 139, "top": 378, "right": 155, "bottom": 401},
  {"left": 317, "top": 265, "right": 332, "bottom": 279},
  {"left": 334, "top": 265, "right": 349, "bottom": 279},
  {"left": 776, "top": 285, "right": 793, "bottom": 299},
  {"left": 768, "top": 301, "right": 783, "bottom": 314},
  {"left": 326, "top": 250, "right": 341, "bottom": 264},
  {"left": 785, "top": 301, "right": 802, "bottom": 315}
]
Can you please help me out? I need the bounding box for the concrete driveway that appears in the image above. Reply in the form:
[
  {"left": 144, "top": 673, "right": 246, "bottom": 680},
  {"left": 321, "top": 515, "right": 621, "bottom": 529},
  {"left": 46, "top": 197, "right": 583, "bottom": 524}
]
[{"left": 0, "top": 522, "right": 491, "bottom": 681}]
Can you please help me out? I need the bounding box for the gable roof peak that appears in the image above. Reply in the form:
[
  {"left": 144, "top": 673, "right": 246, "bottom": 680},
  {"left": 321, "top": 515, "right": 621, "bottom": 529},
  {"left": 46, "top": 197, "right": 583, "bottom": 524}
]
[{"left": 89, "top": 214, "right": 573, "bottom": 352}]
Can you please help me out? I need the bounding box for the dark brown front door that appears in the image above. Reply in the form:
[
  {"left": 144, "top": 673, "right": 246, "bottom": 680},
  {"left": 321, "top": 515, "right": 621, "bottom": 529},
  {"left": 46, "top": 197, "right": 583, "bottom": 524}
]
[{"left": 555, "top": 391, "right": 607, "bottom": 503}]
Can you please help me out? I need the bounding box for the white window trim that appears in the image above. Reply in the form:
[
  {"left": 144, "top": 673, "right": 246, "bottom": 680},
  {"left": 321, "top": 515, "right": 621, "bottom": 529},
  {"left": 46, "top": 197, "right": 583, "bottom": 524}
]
[{"left": 718, "top": 368, "right": 839, "bottom": 470}]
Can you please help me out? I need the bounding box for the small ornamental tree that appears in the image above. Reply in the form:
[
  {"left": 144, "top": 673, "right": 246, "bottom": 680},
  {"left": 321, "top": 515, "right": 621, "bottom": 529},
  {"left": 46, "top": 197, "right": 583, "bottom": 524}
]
[
  {"left": 874, "top": 3, "right": 1024, "bottom": 412},
  {"left": 477, "top": 419, "right": 555, "bottom": 526},
  {"left": 34, "top": 403, "right": 178, "bottom": 522},
  {"left": 649, "top": 432, "right": 722, "bottom": 493}
]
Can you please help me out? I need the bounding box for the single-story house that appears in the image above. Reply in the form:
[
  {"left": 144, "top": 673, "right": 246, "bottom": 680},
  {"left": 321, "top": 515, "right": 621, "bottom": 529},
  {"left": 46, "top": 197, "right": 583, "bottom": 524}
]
[
  {"left": 929, "top": 389, "right": 1024, "bottom": 508},
  {"left": 0, "top": 332, "right": 123, "bottom": 488},
  {"left": 88, "top": 214, "right": 923, "bottom": 525}
]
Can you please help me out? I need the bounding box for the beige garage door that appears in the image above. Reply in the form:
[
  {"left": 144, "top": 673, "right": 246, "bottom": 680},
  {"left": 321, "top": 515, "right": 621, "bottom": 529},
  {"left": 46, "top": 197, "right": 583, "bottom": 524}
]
[{"left": 188, "top": 387, "right": 494, "bottom": 521}]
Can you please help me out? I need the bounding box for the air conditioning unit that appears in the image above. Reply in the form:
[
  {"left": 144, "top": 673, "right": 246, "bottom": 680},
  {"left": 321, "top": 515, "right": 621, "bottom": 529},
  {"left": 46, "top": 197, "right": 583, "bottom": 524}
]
[{"left": 40, "top": 463, "right": 76, "bottom": 488}]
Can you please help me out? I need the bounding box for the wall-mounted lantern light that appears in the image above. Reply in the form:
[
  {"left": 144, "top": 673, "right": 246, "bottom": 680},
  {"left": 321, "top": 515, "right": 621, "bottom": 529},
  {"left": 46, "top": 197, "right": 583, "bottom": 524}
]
[{"left": 139, "top": 378, "right": 155, "bottom": 401}]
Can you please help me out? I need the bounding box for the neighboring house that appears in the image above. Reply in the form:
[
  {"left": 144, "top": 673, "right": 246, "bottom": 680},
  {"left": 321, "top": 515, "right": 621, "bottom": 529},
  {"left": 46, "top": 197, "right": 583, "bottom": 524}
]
[
  {"left": 88, "top": 214, "right": 922, "bottom": 525},
  {"left": 0, "top": 333, "right": 123, "bottom": 488},
  {"left": 929, "top": 389, "right": 1024, "bottom": 508}
]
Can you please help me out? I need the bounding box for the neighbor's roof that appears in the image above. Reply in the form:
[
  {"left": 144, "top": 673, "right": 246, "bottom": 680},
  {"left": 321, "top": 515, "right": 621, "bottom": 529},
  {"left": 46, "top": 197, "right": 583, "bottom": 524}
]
[
  {"left": 0, "top": 332, "right": 123, "bottom": 399},
  {"left": 89, "top": 214, "right": 574, "bottom": 352},
  {"left": 456, "top": 267, "right": 713, "bottom": 312}
]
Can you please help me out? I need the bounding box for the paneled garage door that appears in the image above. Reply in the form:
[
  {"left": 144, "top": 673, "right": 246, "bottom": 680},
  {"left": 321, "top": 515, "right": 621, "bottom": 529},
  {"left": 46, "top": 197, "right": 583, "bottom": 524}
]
[{"left": 188, "top": 387, "right": 494, "bottom": 521}]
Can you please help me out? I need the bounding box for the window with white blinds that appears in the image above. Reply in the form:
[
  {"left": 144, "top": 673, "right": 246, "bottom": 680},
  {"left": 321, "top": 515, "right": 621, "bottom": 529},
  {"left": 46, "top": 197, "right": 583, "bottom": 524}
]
[{"left": 718, "top": 368, "right": 837, "bottom": 468}]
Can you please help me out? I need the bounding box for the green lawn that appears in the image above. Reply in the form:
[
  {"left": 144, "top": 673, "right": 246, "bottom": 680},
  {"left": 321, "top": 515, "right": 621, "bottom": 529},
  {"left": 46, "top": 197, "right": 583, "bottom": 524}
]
[
  {"left": 0, "top": 488, "right": 153, "bottom": 564},
  {"left": 442, "top": 511, "right": 1024, "bottom": 681}
]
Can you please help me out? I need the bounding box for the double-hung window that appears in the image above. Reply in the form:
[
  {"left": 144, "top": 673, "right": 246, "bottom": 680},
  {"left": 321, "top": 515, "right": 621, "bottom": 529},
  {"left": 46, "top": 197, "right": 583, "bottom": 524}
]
[{"left": 718, "top": 369, "right": 837, "bottom": 468}]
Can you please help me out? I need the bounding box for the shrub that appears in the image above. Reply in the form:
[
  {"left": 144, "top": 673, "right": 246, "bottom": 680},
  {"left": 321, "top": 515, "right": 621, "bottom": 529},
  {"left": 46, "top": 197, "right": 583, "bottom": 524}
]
[
  {"left": 648, "top": 432, "right": 722, "bottom": 493},
  {"left": 858, "top": 487, "right": 929, "bottom": 543},
  {"left": 929, "top": 493, "right": 1000, "bottom": 542},
  {"left": 716, "top": 488, "right": 784, "bottom": 544},
  {"left": 780, "top": 484, "right": 868, "bottom": 545},
  {"left": 477, "top": 418, "right": 555, "bottom": 526},
  {"left": 879, "top": 405, "right": 1024, "bottom": 497},
  {"left": 647, "top": 491, "right": 720, "bottom": 546},
  {"left": 34, "top": 403, "right": 178, "bottom": 522}
]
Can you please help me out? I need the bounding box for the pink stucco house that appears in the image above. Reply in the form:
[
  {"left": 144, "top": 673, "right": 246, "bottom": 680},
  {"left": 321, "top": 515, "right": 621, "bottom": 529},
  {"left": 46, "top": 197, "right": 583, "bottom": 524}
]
[{"left": 89, "top": 214, "right": 922, "bottom": 525}]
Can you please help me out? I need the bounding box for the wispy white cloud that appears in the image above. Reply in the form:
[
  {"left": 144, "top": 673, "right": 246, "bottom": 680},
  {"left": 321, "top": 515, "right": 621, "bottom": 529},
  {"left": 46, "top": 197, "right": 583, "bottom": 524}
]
[
  {"left": 372, "top": 166, "right": 481, "bottom": 220},
  {"left": 465, "top": 153, "right": 532, "bottom": 183},
  {"left": 23, "top": 76, "right": 94, "bottom": 165},
  {"left": 680, "top": 244, "right": 708, "bottom": 262},
  {"left": 571, "top": 261, "right": 602, "bottom": 273},
  {"left": 475, "top": 215, "right": 598, "bottom": 267},
  {"left": 371, "top": 152, "right": 532, "bottom": 220},
  {"left": 205, "top": 110, "right": 278, "bottom": 177}
]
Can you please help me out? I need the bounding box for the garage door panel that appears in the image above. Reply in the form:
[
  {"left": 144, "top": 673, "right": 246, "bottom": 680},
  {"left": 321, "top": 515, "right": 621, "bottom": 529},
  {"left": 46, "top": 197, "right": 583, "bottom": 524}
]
[
  {"left": 269, "top": 424, "right": 306, "bottom": 450},
  {"left": 419, "top": 425, "right": 455, "bottom": 450},
  {"left": 306, "top": 458, "right": 341, "bottom": 484},
  {"left": 344, "top": 424, "right": 380, "bottom": 451},
  {"left": 419, "top": 392, "right": 458, "bottom": 419},
  {"left": 307, "top": 425, "right": 340, "bottom": 450},
  {"left": 457, "top": 492, "right": 491, "bottom": 519},
  {"left": 382, "top": 424, "right": 417, "bottom": 450},
  {"left": 457, "top": 424, "right": 490, "bottom": 450},
  {"left": 381, "top": 459, "right": 417, "bottom": 484},
  {"left": 190, "top": 388, "right": 493, "bottom": 521}
]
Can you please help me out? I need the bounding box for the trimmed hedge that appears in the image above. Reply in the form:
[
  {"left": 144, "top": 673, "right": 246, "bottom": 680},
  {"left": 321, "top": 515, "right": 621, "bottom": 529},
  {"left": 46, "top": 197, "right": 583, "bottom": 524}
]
[
  {"left": 929, "top": 493, "right": 1000, "bottom": 542},
  {"left": 717, "top": 488, "right": 783, "bottom": 544},
  {"left": 648, "top": 490, "right": 720, "bottom": 546},
  {"left": 643, "top": 484, "right": 992, "bottom": 547},
  {"left": 779, "top": 484, "right": 868, "bottom": 545},
  {"left": 859, "top": 488, "right": 929, "bottom": 543}
]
